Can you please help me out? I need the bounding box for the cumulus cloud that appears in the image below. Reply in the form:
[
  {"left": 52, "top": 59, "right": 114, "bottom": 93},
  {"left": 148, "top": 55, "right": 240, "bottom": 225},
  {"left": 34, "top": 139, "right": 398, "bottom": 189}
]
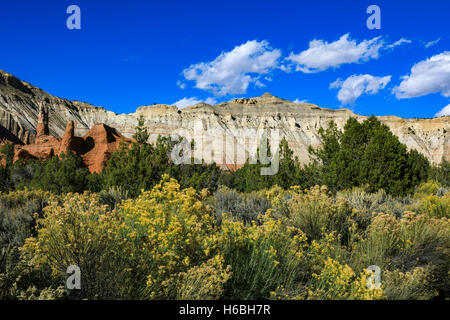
[
  {"left": 284, "top": 34, "right": 410, "bottom": 73},
  {"left": 285, "top": 34, "right": 384, "bottom": 73},
  {"left": 173, "top": 97, "right": 217, "bottom": 109},
  {"left": 435, "top": 104, "right": 450, "bottom": 117},
  {"left": 393, "top": 51, "right": 450, "bottom": 99},
  {"left": 293, "top": 98, "right": 308, "bottom": 103},
  {"left": 330, "top": 74, "right": 391, "bottom": 105},
  {"left": 425, "top": 38, "right": 440, "bottom": 48},
  {"left": 181, "top": 40, "right": 282, "bottom": 96}
]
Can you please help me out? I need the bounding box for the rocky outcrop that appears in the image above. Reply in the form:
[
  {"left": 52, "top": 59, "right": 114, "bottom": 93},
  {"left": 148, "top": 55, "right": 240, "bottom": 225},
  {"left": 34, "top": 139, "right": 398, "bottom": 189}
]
[
  {"left": 1, "top": 69, "right": 448, "bottom": 168},
  {"left": 59, "top": 120, "right": 75, "bottom": 155},
  {"left": 36, "top": 101, "right": 49, "bottom": 137},
  {"left": 13, "top": 121, "right": 129, "bottom": 173},
  {"left": 76, "top": 124, "right": 128, "bottom": 173}
]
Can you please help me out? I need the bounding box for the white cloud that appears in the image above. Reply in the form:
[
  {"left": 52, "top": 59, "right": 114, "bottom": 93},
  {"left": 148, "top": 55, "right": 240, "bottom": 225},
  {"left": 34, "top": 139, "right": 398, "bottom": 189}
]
[
  {"left": 393, "top": 51, "right": 450, "bottom": 99},
  {"left": 425, "top": 38, "right": 440, "bottom": 48},
  {"left": 330, "top": 74, "right": 391, "bottom": 105},
  {"left": 284, "top": 34, "right": 411, "bottom": 73},
  {"left": 386, "top": 38, "right": 412, "bottom": 49},
  {"left": 173, "top": 97, "right": 217, "bottom": 109},
  {"left": 435, "top": 104, "right": 450, "bottom": 117},
  {"left": 285, "top": 33, "right": 384, "bottom": 73},
  {"left": 177, "top": 80, "right": 186, "bottom": 89},
  {"left": 181, "top": 40, "right": 281, "bottom": 96},
  {"left": 293, "top": 98, "right": 308, "bottom": 103}
]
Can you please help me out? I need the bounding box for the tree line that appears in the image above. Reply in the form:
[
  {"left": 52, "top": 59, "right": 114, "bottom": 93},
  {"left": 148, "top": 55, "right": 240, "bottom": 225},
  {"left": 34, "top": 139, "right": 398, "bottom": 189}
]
[{"left": 0, "top": 115, "right": 448, "bottom": 196}]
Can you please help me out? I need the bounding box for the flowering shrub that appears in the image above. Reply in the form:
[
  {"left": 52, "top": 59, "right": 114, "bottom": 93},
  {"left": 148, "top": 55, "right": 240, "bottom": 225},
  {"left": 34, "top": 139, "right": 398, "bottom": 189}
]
[
  {"left": 21, "top": 192, "right": 127, "bottom": 299},
  {"left": 218, "top": 212, "right": 307, "bottom": 299},
  {"left": 412, "top": 194, "right": 449, "bottom": 218},
  {"left": 0, "top": 176, "right": 448, "bottom": 300},
  {"left": 351, "top": 211, "right": 450, "bottom": 297},
  {"left": 382, "top": 267, "right": 437, "bottom": 300},
  {"left": 289, "top": 185, "right": 354, "bottom": 243},
  {"left": 118, "top": 175, "right": 217, "bottom": 299},
  {"left": 176, "top": 255, "right": 232, "bottom": 299},
  {"left": 304, "top": 257, "right": 383, "bottom": 300}
]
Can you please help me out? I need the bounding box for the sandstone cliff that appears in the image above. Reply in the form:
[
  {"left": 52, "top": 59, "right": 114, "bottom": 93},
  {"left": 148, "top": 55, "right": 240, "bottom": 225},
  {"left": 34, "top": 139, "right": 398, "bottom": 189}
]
[{"left": 0, "top": 69, "right": 448, "bottom": 167}]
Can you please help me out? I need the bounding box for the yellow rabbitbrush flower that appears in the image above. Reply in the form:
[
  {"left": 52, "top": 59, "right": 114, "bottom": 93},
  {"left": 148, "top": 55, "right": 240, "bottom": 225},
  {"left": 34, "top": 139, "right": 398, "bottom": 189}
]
[
  {"left": 218, "top": 211, "right": 308, "bottom": 299},
  {"left": 21, "top": 192, "right": 128, "bottom": 299},
  {"left": 305, "top": 257, "right": 384, "bottom": 300},
  {"left": 176, "top": 255, "right": 232, "bottom": 300},
  {"left": 118, "top": 175, "right": 218, "bottom": 299}
]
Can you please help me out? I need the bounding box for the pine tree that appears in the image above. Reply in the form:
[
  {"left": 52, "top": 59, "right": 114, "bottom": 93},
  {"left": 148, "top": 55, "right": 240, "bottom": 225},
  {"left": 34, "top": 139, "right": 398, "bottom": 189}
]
[{"left": 133, "top": 115, "right": 149, "bottom": 145}]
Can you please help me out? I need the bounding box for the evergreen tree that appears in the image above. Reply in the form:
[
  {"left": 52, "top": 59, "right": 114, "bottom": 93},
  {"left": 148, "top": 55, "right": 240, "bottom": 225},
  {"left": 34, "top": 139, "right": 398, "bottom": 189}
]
[
  {"left": 222, "top": 136, "right": 303, "bottom": 192},
  {"left": 133, "top": 115, "right": 149, "bottom": 145},
  {"left": 429, "top": 158, "right": 450, "bottom": 187},
  {"left": 17, "top": 152, "right": 90, "bottom": 194},
  {"left": 0, "top": 143, "right": 14, "bottom": 191},
  {"left": 309, "top": 116, "right": 430, "bottom": 196}
]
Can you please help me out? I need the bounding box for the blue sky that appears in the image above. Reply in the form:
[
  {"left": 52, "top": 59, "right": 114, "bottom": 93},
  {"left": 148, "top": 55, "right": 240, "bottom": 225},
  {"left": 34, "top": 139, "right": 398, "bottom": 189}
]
[{"left": 0, "top": 0, "right": 449, "bottom": 118}]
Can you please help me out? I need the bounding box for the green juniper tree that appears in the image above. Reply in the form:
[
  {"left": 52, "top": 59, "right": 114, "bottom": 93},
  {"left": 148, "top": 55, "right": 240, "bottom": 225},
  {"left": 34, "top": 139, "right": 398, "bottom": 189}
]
[{"left": 308, "top": 116, "right": 430, "bottom": 196}]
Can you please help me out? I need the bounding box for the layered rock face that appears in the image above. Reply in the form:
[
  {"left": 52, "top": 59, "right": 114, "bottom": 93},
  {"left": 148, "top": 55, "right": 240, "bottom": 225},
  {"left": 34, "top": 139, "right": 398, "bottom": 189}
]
[{"left": 1, "top": 69, "right": 449, "bottom": 169}]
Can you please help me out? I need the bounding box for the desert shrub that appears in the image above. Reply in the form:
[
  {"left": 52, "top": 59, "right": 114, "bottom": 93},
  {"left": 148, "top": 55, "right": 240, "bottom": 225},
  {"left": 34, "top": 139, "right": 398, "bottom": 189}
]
[
  {"left": 176, "top": 255, "right": 232, "bottom": 300},
  {"left": 218, "top": 212, "right": 307, "bottom": 299},
  {"left": 20, "top": 192, "right": 131, "bottom": 299},
  {"left": 382, "top": 267, "right": 437, "bottom": 300},
  {"left": 337, "top": 187, "right": 412, "bottom": 218},
  {"left": 98, "top": 185, "right": 130, "bottom": 211},
  {"left": 289, "top": 185, "right": 354, "bottom": 243},
  {"left": 270, "top": 232, "right": 382, "bottom": 300},
  {"left": 0, "top": 190, "right": 50, "bottom": 248},
  {"left": 437, "top": 187, "right": 448, "bottom": 197},
  {"left": 210, "top": 186, "right": 271, "bottom": 222},
  {"left": 2, "top": 174, "right": 447, "bottom": 300},
  {"left": 260, "top": 185, "right": 295, "bottom": 218},
  {"left": 414, "top": 180, "right": 442, "bottom": 198},
  {"left": 429, "top": 159, "right": 450, "bottom": 187},
  {"left": 118, "top": 175, "right": 218, "bottom": 299},
  {"left": 0, "top": 190, "right": 65, "bottom": 299},
  {"left": 350, "top": 212, "right": 450, "bottom": 298},
  {"left": 300, "top": 257, "right": 383, "bottom": 300},
  {"left": 409, "top": 181, "right": 449, "bottom": 218},
  {"left": 413, "top": 194, "right": 449, "bottom": 218},
  {"left": 15, "top": 176, "right": 223, "bottom": 300}
]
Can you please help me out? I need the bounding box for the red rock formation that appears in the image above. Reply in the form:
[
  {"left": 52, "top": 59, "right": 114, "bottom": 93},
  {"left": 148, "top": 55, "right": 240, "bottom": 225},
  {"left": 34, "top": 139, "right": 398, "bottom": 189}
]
[
  {"left": 11, "top": 120, "right": 130, "bottom": 173},
  {"left": 59, "top": 120, "right": 75, "bottom": 155},
  {"left": 77, "top": 124, "right": 128, "bottom": 173},
  {"left": 14, "top": 109, "right": 61, "bottom": 161},
  {"left": 36, "top": 102, "right": 49, "bottom": 138}
]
